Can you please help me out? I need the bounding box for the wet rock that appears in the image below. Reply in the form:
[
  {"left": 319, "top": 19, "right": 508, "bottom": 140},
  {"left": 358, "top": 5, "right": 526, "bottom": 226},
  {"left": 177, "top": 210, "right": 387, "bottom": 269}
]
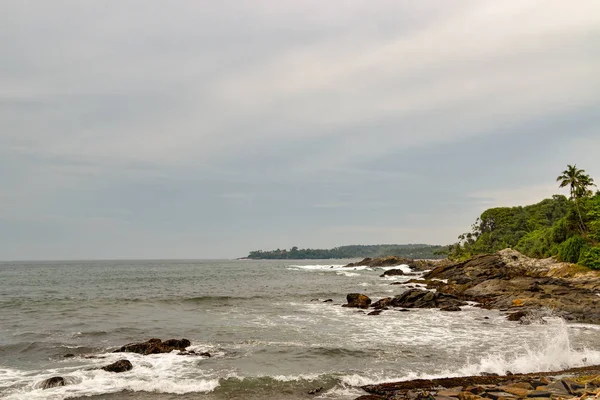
[
  {"left": 114, "top": 338, "right": 191, "bottom": 355},
  {"left": 371, "top": 297, "right": 392, "bottom": 309},
  {"left": 380, "top": 269, "right": 405, "bottom": 277},
  {"left": 506, "top": 311, "right": 528, "bottom": 322},
  {"left": 200, "top": 351, "right": 211, "bottom": 357},
  {"left": 39, "top": 376, "right": 66, "bottom": 389},
  {"left": 342, "top": 293, "right": 371, "bottom": 309},
  {"left": 308, "top": 386, "right": 323, "bottom": 395},
  {"left": 390, "top": 289, "right": 466, "bottom": 309},
  {"left": 367, "top": 310, "right": 383, "bottom": 316},
  {"left": 63, "top": 353, "right": 75, "bottom": 358},
  {"left": 323, "top": 299, "right": 333, "bottom": 302},
  {"left": 101, "top": 359, "right": 133, "bottom": 373}
]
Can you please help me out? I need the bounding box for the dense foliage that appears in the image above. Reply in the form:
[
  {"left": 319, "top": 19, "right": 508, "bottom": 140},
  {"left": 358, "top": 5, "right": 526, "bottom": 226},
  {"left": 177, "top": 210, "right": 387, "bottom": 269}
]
[
  {"left": 246, "top": 244, "right": 445, "bottom": 260},
  {"left": 449, "top": 166, "right": 599, "bottom": 269}
]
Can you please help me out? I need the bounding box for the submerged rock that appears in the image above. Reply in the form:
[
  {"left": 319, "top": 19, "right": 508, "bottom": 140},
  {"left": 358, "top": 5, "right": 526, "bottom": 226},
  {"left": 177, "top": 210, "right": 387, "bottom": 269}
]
[
  {"left": 39, "top": 376, "right": 66, "bottom": 389},
  {"left": 114, "top": 338, "right": 191, "bottom": 355},
  {"left": 101, "top": 359, "right": 133, "bottom": 373},
  {"left": 342, "top": 293, "right": 372, "bottom": 309}
]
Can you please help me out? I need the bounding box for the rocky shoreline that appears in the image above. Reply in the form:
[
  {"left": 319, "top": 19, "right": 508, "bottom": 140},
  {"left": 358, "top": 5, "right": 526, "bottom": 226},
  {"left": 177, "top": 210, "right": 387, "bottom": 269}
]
[
  {"left": 342, "top": 249, "right": 600, "bottom": 400},
  {"left": 342, "top": 249, "right": 600, "bottom": 323},
  {"left": 356, "top": 365, "right": 600, "bottom": 400}
]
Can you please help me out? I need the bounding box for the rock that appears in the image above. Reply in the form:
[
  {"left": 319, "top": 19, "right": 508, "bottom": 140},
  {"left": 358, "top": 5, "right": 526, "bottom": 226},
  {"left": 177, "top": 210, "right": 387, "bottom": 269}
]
[
  {"left": 380, "top": 269, "right": 405, "bottom": 277},
  {"left": 486, "top": 391, "right": 517, "bottom": 400},
  {"left": 526, "top": 390, "right": 552, "bottom": 397},
  {"left": 39, "top": 376, "right": 66, "bottom": 389},
  {"left": 114, "top": 338, "right": 191, "bottom": 355},
  {"left": 390, "top": 289, "right": 466, "bottom": 309},
  {"left": 200, "top": 352, "right": 211, "bottom": 357},
  {"left": 438, "top": 387, "right": 463, "bottom": 397},
  {"left": 421, "top": 249, "right": 600, "bottom": 324},
  {"left": 101, "top": 359, "right": 133, "bottom": 373},
  {"left": 342, "top": 293, "right": 371, "bottom": 309},
  {"left": 323, "top": 299, "right": 333, "bottom": 302},
  {"left": 308, "top": 386, "right": 323, "bottom": 395},
  {"left": 368, "top": 310, "right": 383, "bottom": 316},
  {"left": 63, "top": 353, "right": 75, "bottom": 358},
  {"left": 440, "top": 305, "right": 462, "bottom": 312},
  {"left": 561, "top": 378, "right": 586, "bottom": 395},
  {"left": 371, "top": 297, "right": 392, "bottom": 309}
]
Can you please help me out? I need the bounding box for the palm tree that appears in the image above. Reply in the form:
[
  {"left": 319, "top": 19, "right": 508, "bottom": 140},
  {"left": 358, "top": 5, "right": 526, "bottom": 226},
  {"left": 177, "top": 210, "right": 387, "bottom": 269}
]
[{"left": 556, "top": 164, "right": 595, "bottom": 233}]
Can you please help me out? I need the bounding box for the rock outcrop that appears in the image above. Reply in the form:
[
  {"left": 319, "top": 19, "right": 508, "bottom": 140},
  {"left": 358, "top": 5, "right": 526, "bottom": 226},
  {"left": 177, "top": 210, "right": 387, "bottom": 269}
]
[
  {"left": 102, "top": 359, "right": 133, "bottom": 373},
  {"left": 390, "top": 288, "right": 466, "bottom": 309},
  {"left": 420, "top": 249, "right": 600, "bottom": 323},
  {"left": 114, "top": 338, "right": 191, "bottom": 355},
  {"left": 345, "top": 256, "right": 451, "bottom": 271},
  {"left": 343, "top": 293, "right": 372, "bottom": 309}
]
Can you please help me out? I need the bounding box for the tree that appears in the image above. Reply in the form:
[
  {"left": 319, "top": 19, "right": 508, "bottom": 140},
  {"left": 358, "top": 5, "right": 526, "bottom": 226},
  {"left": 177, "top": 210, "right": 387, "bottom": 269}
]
[{"left": 556, "top": 164, "right": 596, "bottom": 234}]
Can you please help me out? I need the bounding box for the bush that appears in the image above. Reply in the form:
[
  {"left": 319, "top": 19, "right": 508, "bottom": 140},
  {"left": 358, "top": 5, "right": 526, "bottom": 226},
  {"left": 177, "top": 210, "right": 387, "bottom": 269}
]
[
  {"left": 579, "top": 246, "right": 600, "bottom": 270},
  {"left": 559, "top": 235, "right": 586, "bottom": 263}
]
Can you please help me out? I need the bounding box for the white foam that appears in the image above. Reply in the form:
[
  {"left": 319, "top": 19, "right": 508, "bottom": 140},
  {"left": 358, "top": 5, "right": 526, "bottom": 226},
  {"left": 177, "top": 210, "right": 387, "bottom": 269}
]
[
  {"left": 1, "top": 351, "right": 219, "bottom": 400},
  {"left": 337, "top": 271, "right": 361, "bottom": 277},
  {"left": 379, "top": 264, "right": 413, "bottom": 274},
  {"left": 337, "top": 318, "right": 600, "bottom": 387},
  {"left": 289, "top": 264, "right": 370, "bottom": 271}
]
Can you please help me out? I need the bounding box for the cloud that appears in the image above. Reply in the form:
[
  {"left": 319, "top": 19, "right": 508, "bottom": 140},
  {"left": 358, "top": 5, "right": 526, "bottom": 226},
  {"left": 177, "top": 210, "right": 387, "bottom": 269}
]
[{"left": 0, "top": 1, "right": 599, "bottom": 259}]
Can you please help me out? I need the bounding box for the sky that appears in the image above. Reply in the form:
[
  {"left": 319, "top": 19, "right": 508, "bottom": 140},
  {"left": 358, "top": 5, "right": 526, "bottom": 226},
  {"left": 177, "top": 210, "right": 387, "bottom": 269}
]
[{"left": 1, "top": 1, "right": 599, "bottom": 260}]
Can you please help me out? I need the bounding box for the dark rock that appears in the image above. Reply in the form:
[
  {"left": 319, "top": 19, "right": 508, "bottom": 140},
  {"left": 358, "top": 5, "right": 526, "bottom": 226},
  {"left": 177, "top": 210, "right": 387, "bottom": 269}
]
[
  {"left": 398, "top": 308, "right": 411, "bottom": 312},
  {"left": 39, "top": 376, "right": 66, "bottom": 389},
  {"left": 308, "top": 386, "right": 323, "bottom": 395},
  {"left": 101, "top": 359, "right": 133, "bottom": 373},
  {"left": 506, "top": 311, "right": 528, "bottom": 322},
  {"left": 440, "top": 305, "right": 462, "bottom": 312},
  {"left": 380, "top": 269, "right": 405, "bottom": 277},
  {"left": 114, "top": 338, "right": 191, "bottom": 355},
  {"left": 368, "top": 310, "right": 383, "bottom": 316},
  {"left": 63, "top": 353, "right": 75, "bottom": 358},
  {"left": 200, "top": 351, "right": 211, "bottom": 357},
  {"left": 390, "top": 289, "right": 466, "bottom": 309},
  {"left": 561, "top": 378, "right": 586, "bottom": 395},
  {"left": 371, "top": 297, "right": 392, "bottom": 309},
  {"left": 323, "top": 299, "right": 333, "bottom": 302},
  {"left": 342, "top": 293, "right": 371, "bottom": 309}
]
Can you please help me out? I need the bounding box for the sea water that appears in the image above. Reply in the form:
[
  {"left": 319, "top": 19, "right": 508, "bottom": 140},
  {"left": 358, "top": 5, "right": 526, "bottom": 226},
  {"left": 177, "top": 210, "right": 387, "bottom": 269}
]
[{"left": 1, "top": 259, "right": 599, "bottom": 399}]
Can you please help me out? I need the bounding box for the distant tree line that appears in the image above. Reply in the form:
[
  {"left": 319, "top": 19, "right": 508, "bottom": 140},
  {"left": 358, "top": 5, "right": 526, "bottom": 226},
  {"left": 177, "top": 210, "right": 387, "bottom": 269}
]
[
  {"left": 447, "top": 164, "right": 599, "bottom": 269},
  {"left": 246, "top": 244, "right": 445, "bottom": 260}
]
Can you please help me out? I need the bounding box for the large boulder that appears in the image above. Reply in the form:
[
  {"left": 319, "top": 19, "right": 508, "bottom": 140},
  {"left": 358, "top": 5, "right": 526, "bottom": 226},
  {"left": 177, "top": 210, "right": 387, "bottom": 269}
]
[
  {"left": 114, "top": 338, "right": 191, "bottom": 355},
  {"left": 380, "top": 269, "right": 404, "bottom": 277},
  {"left": 342, "top": 293, "right": 372, "bottom": 309},
  {"left": 102, "top": 359, "right": 133, "bottom": 373},
  {"left": 39, "top": 376, "right": 66, "bottom": 389}
]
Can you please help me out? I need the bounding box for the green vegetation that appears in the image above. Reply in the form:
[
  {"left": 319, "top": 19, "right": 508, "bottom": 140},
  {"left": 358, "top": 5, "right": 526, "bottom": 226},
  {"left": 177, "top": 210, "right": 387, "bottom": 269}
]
[
  {"left": 246, "top": 244, "right": 445, "bottom": 260},
  {"left": 448, "top": 165, "right": 600, "bottom": 269}
]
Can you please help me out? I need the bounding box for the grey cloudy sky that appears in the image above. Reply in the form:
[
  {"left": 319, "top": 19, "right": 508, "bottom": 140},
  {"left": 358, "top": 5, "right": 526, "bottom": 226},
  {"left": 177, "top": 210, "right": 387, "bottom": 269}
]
[{"left": 1, "top": 1, "right": 599, "bottom": 260}]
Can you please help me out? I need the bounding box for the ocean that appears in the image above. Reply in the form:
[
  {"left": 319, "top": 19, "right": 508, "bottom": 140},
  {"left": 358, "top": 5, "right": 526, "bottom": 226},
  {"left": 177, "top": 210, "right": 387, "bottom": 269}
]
[{"left": 1, "top": 259, "right": 600, "bottom": 400}]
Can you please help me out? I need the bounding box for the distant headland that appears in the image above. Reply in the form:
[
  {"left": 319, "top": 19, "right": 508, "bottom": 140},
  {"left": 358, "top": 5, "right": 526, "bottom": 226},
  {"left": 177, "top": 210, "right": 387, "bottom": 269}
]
[{"left": 243, "top": 244, "right": 445, "bottom": 260}]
